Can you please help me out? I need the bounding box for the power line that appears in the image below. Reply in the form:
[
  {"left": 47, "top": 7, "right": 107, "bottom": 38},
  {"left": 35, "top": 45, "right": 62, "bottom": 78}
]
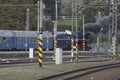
[{"left": 0, "top": 4, "right": 37, "bottom": 7}]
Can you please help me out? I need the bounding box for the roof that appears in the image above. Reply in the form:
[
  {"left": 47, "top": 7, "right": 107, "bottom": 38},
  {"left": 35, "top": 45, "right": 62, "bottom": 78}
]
[
  {"left": 12, "top": 31, "right": 37, "bottom": 37},
  {"left": 12, "top": 30, "right": 53, "bottom": 37},
  {"left": 0, "top": 30, "right": 53, "bottom": 37},
  {"left": 0, "top": 30, "right": 13, "bottom": 37}
]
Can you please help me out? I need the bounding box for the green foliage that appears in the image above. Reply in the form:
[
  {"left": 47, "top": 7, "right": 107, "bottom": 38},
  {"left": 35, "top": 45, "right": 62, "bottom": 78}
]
[
  {"left": 1, "top": 0, "right": 120, "bottom": 31},
  {"left": 43, "top": 0, "right": 55, "bottom": 16},
  {"left": 58, "top": 25, "right": 71, "bottom": 31},
  {"left": 0, "top": 0, "right": 37, "bottom": 30},
  {"left": 57, "top": 20, "right": 83, "bottom": 31},
  {"left": 58, "top": 20, "right": 71, "bottom": 26},
  {"left": 82, "top": 7, "right": 96, "bottom": 23}
]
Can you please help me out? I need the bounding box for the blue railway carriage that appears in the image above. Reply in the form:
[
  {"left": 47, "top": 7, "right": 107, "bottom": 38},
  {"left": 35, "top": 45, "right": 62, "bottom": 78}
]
[
  {"left": 12, "top": 30, "right": 54, "bottom": 50},
  {"left": 42, "top": 31, "right": 54, "bottom": 50},
  {"left": 11, "top": 31, "right": 38, "bottom": 50},
  {"left": 0, "top": 30, "right": 91, "bottom": 51},
  {"left": 0, "top": 30, "right": 54, "bottom": 51},
  {"left": 0, "top": 30, "right": 14, "bottom": 50}
]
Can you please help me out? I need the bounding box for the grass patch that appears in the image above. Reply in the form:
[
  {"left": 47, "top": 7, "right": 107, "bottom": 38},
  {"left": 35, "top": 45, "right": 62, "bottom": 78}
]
[{"left": 58, "top": 20, "right": 72, "bottom": 26}]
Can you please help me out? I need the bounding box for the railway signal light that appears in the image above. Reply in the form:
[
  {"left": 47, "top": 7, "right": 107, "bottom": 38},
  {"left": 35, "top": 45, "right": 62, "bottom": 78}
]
[{"left": 82, "top": 40, "right": 85, "bottom": 51}]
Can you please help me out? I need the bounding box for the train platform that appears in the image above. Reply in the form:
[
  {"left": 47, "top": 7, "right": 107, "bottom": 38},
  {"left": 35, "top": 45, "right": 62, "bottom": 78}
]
[{"left": 0, "top": 59, "right": 119, "bottom": 80}]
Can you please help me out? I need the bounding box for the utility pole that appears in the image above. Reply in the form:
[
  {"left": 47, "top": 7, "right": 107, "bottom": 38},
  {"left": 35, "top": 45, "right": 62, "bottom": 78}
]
[
  {"left": 75, "top": 0, "right": 78, "bottom": 62},
  {"left": 71, "top": 0, "right": 74, "bottom": 62},
  {"left": 37, "top": 0, "right": 43, "bottom": 67},
  {"left": 96, "top": 11, "right": 101, "bottom": 51},
  {"left": 108, "top": 12, "right": 112, "bottom": 47},
  {"left": 53, "top": 0, "right": 58, "bottom": 60},
  {"left": 37, "top": 1, "right": 40, "bottom": 33},
  {"left": 26, "top": 8, "right": 30, "bottom": 31},
  {"left": 111, "top": 0, "right": 118, "bottom": 60},
  {"left": 98, "top": 12, "right": 101, "bottom": 48},
  {"left": 25, "top": 8, "right": 30, "bottom": 51},
  {"left": 82, "top": 15, "right": 85, "bottom": 51},
  {"left": 71, "top": 0, "right": 78, "bottom": 63}
]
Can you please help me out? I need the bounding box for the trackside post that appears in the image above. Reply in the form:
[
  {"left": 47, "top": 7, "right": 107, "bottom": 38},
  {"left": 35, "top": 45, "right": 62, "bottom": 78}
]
[
  {"left": 37, "top": 0, "right": 43, "bottom": 67},
  {"left": 55, "top": 48, "right": 62, "bottom": 64},
  {"left": 71, "top": 0, "right": 78, "bottom": 63},
  {"left": 82, "top": 15, "right": 85, "bottom": 51},
  {"left": 38, "top": 34, "right": 43, "bottom": 67}
]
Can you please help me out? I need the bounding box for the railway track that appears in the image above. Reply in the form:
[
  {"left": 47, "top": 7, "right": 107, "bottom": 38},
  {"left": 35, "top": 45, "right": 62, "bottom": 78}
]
[
  {"left": 0, "top": 55, "right": 110, "bottom": 65},
  {"left": 38, "top": 62, "right": 120, "bottom": 80},
  {"left": 0, "top": 57, "right": 109, "bottom": 66},
  {"left": 0, "top": 51, "right": 114, "bottom": 68},
  {"left": 0, "top": 51, "right": 107, "bottom": 58},
  {"left": 0, "top": 51, "right": 109, "bottom": 65}
]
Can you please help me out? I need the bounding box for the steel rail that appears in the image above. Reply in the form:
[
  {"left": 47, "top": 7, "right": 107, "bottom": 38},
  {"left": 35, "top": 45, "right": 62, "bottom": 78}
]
[
  {"left": 38, "top": 62, "right": 120, "bottom": 80},
  {"left": 0, "top": 55, "right": 109, "bottom": 65},
  {"left": 0, "top": 50, "right": 105, "bottom": 54},
  {"left": 0, "top": 53, "right": 110, "bottom": 68}
]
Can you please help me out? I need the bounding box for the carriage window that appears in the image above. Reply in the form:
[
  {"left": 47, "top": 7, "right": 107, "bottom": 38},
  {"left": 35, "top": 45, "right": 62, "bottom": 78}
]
[
  {"left": 2, "top": 37, "right": 9, "bottom": 44},
  {"left": 17, "top": 38, "right": 21, "bottom": 44},
  {"left": 23, "top": 38, "right": 25, "bottom": 44},
  {"left": 31, "top": 38, "right": 33, "bottom": 43},
  {"left": 28, "top": 38, "right": 31, "bottom": 43},
  {"left": 17, "top": 37, "right": 24, "bottom": 44},
  {"left": 3, "top": 37, "right": 6, "bottom": 43},
  {"left": 33, "top": 38, "right": 35, "bottom": 43},
  {"left": 43, "top": 37, "right": 46, "bottom": 43},
  {"left": 34, "top": 38, "right": 37, "bottom": 43},
  {"left": 0, "top": 38, "right": 2, "bottom": 44}
]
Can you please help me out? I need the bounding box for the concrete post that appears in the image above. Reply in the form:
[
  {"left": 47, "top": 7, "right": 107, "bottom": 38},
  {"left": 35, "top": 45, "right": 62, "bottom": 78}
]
[
  {"left": 29, "top": 48, "right": 34, "bottom": 58},
  {"left": 55, "top": 48, "right": 62, "bottom": 64}
]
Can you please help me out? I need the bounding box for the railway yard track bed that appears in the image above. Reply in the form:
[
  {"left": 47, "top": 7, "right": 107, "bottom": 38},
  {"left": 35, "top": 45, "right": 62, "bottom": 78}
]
[
  {"left": 38, "top": 62, "right": 120, "bottom": 80},
  {"left": 0, "top": 60, "right": 119, "bottom": 80}
]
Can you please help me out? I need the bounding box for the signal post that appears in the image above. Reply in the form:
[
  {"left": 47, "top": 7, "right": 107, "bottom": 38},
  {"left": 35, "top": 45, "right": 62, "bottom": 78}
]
[
  {"left": 37, "top": 0, "right": 43, "bottom": 67},
  {"left": 82, "top": 15, "right": 85, "bottom": 51},
  {"left": 110, "top": 0, "right": 118, "bottom": 60},
  {"left": 53, "top": 0, "right": 58, "bottom": 61},
  {"left": 71, "top": 0, "right": 78, "bottom": 63}
]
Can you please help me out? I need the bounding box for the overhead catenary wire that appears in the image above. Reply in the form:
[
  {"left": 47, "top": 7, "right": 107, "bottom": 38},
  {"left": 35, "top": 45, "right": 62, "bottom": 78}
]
[{"left": 0, "top": 4, "right": 37, "bottom": 7}]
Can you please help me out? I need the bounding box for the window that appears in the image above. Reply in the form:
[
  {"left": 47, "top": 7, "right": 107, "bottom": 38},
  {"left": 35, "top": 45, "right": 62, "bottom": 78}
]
[
  {"left": 0, "top": 37, "right": 2, "bottom": 44},
  {"left": 2, "top": 37, "right": 9, "bottom": 44}
]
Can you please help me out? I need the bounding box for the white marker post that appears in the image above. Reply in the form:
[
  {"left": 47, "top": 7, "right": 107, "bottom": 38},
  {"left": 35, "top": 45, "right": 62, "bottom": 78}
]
[
  {"left": 55, "top": 48, "right": 62, "bottom": 64},
  {"left": 29, "top": 48, "right": 34, "bottom": 58}
]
